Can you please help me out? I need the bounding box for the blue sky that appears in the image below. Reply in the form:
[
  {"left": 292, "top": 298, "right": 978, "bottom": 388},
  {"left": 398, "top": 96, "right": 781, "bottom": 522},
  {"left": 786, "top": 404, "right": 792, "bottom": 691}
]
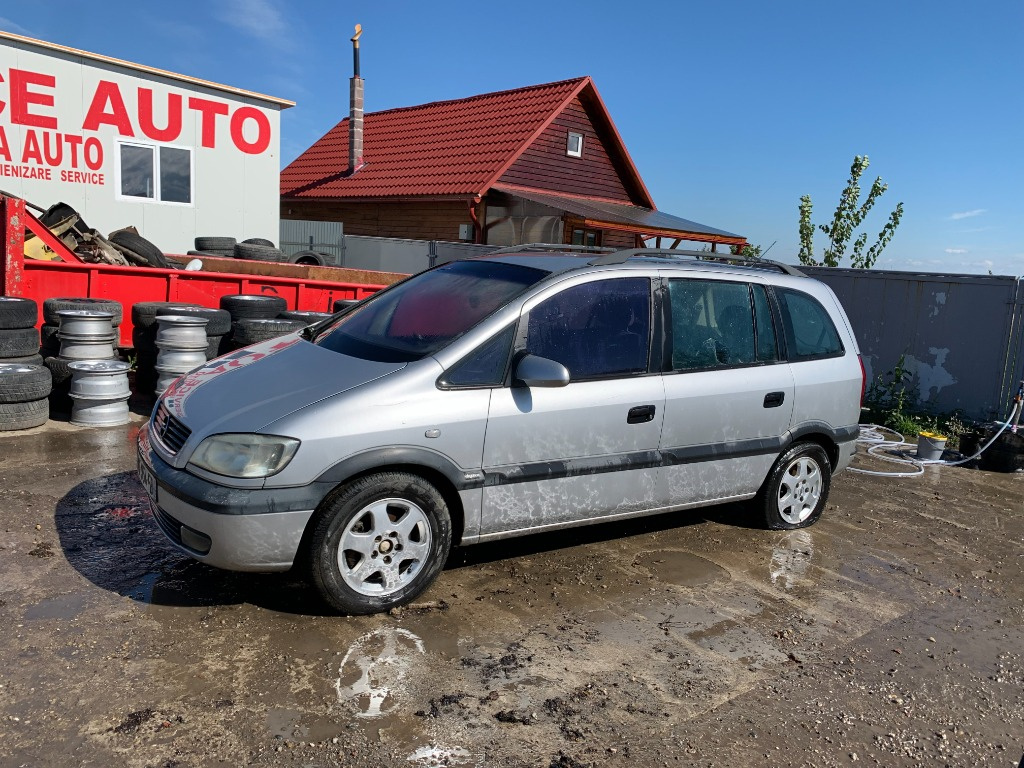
[{"left": 3, "top": 1, "right": 1022, "bottom": 275}]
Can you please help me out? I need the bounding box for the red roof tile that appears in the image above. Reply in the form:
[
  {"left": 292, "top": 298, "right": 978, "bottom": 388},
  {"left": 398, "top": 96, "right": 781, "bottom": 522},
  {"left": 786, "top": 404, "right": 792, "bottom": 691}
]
[{"left": 281, "top": 77, "right": 634, "bottom": 200}]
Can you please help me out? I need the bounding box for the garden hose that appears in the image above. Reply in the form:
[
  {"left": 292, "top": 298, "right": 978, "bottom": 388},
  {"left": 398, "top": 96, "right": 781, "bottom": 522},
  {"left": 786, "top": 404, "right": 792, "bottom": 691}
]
[{"left": 848, "top": 399, "right": 1022, "bottom": 478}]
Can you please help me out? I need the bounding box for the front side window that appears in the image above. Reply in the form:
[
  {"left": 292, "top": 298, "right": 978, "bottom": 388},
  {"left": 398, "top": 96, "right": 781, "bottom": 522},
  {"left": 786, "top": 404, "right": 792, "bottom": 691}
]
[
  {"left": 526, "top": 277, "right": 651, "bottom": 380},
  {"left": 119, "top": 142, "right": 193, "bottom": 204},
  {"left": 775, "top": 288, "right": 844, "bottom": 360},
  {"left": 315, "top": 260, "right": 547, "bottom": 363}
]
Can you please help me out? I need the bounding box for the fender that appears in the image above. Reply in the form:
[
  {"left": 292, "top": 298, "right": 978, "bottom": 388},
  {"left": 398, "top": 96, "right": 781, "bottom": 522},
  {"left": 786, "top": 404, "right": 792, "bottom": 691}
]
[{"left": 315, "top": 445, "right": 479, "bottom": 490}]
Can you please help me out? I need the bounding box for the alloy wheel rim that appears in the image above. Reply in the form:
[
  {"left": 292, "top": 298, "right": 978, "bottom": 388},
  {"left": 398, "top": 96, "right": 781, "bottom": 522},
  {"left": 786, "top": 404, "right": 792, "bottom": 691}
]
[
  {"left": 337, "top": 498, "right": 431, "bottom": 596},
  {"left": 776, "top": 457, "right": 822, "bottom": 524}
]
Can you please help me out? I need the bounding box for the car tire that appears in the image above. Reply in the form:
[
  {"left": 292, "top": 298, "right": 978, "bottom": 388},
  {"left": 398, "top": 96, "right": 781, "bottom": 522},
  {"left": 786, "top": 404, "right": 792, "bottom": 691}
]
[
  {"left": 231, "top": 318, "right": 306, "bottom": 346},
  {"left": 0, "top": 297, "right": 38, "bottom": 330},
  {"left": 758, "top": 443, "right": 831, "bottom": 530},
  {"left": 308, "top": 471, "right": 452, "bottom": 615},
  {"left": 0, "top": 353, "right": 44, "bottom": 366},
  {"left": 0, "top": 398, "right": 49, "bottom": 431},
  {"left": 43, "top": 297, "right": 123, "bottom": 327},
  {"left": 0, "top": 364, "right": 52, "bottom": 403},
  {"left": 219, "top": 294, "right": 288, "bottom": 320},
  {"left": 290, "top": 250, "right": 327, "bottom": 267},
  {"left": 155, "top": 305, "right": 232, "bottom": 336},
  {"left": 0, "top": 327, "right": 40, "bottom": 358},
  {"left": 233, "top": 242, "right": 285, "bottom": 262},
  {"left": 195, "top": 236, "right": 236, "bottom": 252},
  {"left": 277, "top": 310, "right": 333, "bottom": 324},
  {"left": 109, "top": 230, "right": 171, "bottom": 268},
  {"left": 241, "top": 237, "right": 275, "bottom": 247}
]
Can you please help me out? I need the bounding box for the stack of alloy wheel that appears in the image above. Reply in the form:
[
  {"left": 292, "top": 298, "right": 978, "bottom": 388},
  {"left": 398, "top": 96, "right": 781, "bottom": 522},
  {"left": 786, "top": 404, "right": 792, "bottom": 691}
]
[
  {"left": 154, "top": 315, "right": 209, "bottom": 395},
  {"left": 131, "top": 302, "right": 233, "bottom": 394},
  {"left": 219, "top": 294, "right": 305, "bottom": 349},
  {"left": 131, "top": 302, "right": 198, "bottom": 395},
  {"left": 0, "top": 297, "right": 51, "bottom": 431},
  {"left": 40, "top": 298, "right": 123, "bottom": 415}
]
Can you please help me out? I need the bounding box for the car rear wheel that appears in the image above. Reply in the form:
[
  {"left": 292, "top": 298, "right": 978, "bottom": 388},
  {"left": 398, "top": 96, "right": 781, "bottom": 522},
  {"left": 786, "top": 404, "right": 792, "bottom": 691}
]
[
  {"left": 308, "top": 472, "right": 452, "bottom": 614},
  {"left": 759, "top": 443, "right": 831, "bottom": 529}
]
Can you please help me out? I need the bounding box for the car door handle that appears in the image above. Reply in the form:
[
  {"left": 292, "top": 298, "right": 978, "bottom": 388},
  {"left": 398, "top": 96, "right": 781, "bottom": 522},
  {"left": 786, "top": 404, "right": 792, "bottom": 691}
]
[
  {"left": 627, "top": 405, "right": 656, "bottom": 424},
  {"left": 763, "top": 391, "right": 785, "bottom": 408}
]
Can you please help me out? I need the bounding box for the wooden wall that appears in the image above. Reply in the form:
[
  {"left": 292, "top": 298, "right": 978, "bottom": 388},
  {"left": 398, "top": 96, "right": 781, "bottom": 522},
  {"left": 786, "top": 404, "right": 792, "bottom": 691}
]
[
  {"left": 281, "top": 200, "right": 471, "bottom": 241},
  {"left": 498, "top": 97, "right": 634, "bottom": 203}
]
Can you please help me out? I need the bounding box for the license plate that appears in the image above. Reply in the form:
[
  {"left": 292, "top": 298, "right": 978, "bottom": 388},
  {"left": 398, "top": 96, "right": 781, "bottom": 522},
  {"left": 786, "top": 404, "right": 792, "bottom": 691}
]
[{"left": 137, "top": 452, "right": 158, "bottom": 502}]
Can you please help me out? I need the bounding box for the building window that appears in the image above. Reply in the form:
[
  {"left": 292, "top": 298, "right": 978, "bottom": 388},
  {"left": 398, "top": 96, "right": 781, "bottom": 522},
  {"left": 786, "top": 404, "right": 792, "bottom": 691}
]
[
  {"left": 571, "top": 228, "right": 601, "bottom": 247},
  {"left": 118, "top": 142, "right": 193, "bottom": 204},
  {"left": 566, "top": 131, "right": 583, "bottom": 158}
]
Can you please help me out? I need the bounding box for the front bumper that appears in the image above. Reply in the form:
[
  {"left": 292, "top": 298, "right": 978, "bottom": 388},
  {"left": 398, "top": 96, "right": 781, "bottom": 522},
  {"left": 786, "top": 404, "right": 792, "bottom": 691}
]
[{"left": 137, "top": 425, "right": 326, "bottom": 572}]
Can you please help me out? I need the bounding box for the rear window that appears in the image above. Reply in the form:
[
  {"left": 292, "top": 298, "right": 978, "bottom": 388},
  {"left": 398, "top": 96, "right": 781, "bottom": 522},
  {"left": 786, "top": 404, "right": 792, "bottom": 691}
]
[
  {"left": 314, "top": 260, "right": 547, "bottom": 362},
  {"left": 775, "top": 287, "right": 844, "bottom": 360}
]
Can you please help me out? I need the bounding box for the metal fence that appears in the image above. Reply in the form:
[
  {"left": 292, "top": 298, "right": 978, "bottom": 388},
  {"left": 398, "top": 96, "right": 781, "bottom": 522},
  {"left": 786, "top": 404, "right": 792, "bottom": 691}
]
[
  {"left": 279, "top": 220, "right": 498, "bottom": 272},
  {"left": 803, "top": 266, "right": 1024, "bottom": 420}
]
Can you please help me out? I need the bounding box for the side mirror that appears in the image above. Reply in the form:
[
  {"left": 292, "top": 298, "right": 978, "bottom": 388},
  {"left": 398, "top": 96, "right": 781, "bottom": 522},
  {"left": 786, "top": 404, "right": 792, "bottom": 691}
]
[{"left": 514, "top": 354, "right": 570, "bottom": 388}]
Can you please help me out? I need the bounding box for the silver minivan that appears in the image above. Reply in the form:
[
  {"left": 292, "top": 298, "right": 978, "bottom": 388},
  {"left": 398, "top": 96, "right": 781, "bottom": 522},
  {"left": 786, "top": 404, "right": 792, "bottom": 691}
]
[{"left": 137, "top": 248, "right": 863, "bottom": 614}]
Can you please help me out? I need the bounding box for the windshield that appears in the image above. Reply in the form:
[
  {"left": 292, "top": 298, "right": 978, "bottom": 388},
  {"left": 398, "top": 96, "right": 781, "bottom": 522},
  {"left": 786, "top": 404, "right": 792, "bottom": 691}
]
[{"left": 314, "top": 260, "right": 548, "bottom": 362}]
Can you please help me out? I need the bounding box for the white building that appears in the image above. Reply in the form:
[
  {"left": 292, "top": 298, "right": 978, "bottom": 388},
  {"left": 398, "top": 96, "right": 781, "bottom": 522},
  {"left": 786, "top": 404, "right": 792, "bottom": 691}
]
[{"left": 0, "top": 31, "right": 292, "bottom": 255}]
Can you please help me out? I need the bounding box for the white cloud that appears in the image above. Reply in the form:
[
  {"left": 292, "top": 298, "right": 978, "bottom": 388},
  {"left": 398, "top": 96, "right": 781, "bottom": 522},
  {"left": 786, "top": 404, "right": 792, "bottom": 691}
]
[
  {"left": 944, "top": 248, "right": 968, "bottom": 254},
  {"left": 217, "top": 0, "right": 289, "bottom": 45},
  {"left": 0, "top": 16, "right": 32, "bottom": 36},
  {"left": 949, "top": 209, "right": 986, "bottom": 221}
]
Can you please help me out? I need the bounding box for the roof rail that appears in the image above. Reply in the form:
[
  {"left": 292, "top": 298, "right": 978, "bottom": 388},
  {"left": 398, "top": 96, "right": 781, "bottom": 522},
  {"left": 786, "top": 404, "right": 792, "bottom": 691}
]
[
  {"left": 488, "top": 242, "right": 616, "bottom": 255},
  {"left": 589, "top": 248, "right": 806, "bottom": 277}
]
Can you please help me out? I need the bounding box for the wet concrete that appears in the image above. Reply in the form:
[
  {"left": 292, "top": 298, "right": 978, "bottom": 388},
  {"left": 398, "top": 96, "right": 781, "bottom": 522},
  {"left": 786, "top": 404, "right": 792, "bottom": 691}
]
[{"left": 1, "top": 418, "right": 1022, "bottom": 767}]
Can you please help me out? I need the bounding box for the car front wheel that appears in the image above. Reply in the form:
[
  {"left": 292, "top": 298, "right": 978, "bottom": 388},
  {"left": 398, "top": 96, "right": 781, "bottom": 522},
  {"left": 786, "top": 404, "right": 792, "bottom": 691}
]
[
  {"left": 759, "top": 443, "right": 831, "bottom": 530},
  {"left": 308, "top": 472, "right": 452, "bottom": 614}
]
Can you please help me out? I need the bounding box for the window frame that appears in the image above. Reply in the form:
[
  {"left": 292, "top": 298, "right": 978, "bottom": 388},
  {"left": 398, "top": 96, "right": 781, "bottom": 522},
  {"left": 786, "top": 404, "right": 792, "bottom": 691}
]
[
  {"left": 772, "top": 286, "right": 846, "bottom": 363},
  {"left": 436, "top": 322, "right": 518, "bottom": 390},
  {"left": 515, "top": 275, "right": 657, "bottom": 384},
  {"left": 662, "top": 277, "right": 785, "bottom": 375},
  {"left": 566, "top": 131, "right": 584, "bottom": 158},
  {"left": 115, "top": 140, "right": 195, "bottom": 206}
]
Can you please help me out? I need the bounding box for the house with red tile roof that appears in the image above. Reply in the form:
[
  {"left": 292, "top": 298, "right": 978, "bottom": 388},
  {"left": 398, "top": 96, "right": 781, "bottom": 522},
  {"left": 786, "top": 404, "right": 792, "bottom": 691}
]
[{"left": 280, "top": 76, "right": 746, "bottom": 251}]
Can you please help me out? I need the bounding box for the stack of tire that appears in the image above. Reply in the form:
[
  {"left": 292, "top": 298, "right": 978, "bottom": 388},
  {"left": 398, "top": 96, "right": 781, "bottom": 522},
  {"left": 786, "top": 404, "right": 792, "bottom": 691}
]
[
  {"left": 188, "top": 236, "right": 236, "bottom": 258},
  {"left": 233, "top": 238, "right": 286, "bottom": 263},
  {"left": 40, "top": 297, "right": 123, "bottom": 415},
  {"left": 219, "top": 294, "right": 306, "bottom": 350},
  {"left": 0, "top": 297, "right": 51, "bottom": 431},
  {"left": 131, "top": 302, "right": 232, "bottom": 394}
]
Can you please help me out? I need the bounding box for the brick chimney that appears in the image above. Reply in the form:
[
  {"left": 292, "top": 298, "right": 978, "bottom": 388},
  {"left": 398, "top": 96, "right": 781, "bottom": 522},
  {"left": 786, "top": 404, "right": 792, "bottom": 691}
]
[{"left": 349, "top": 24, "right": 364, "bottom": 173}]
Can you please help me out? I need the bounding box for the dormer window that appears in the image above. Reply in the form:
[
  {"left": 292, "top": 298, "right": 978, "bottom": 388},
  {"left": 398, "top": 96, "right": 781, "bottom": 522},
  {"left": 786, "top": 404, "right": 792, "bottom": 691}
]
[{"left": 566, "top": 131, "right": 583, "bottom": 158}]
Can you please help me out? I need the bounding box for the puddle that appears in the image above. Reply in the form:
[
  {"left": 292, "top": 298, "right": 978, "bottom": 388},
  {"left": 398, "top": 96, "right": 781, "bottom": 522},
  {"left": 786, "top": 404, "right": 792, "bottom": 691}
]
[
  {"left": 23, "top": 592, "right": 90, "bottom": 621},
  {"left": 769, "top": 530, "right": 814, "bottom": 590},
  {"left": 638, "top": 549, "right": 729, "bottom": 586},
  {"left": 335, "top": 627, "right": 426, "bottom": 719},
  {"left": 407, "top": 744, "right": 476, "bottom": 766}
]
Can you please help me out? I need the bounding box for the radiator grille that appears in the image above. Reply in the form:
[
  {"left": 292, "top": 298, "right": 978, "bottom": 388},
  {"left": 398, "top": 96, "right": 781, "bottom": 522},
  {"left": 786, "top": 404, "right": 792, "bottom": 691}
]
[{"left": 153, "top": 401, "right": 191, "bottom": 454}]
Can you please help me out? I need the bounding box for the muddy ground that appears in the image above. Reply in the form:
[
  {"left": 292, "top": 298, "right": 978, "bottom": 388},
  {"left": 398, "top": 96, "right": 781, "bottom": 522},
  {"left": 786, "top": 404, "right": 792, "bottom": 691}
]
[{"left": 0, "top": 415, "right": 1022, "bottom": 768}]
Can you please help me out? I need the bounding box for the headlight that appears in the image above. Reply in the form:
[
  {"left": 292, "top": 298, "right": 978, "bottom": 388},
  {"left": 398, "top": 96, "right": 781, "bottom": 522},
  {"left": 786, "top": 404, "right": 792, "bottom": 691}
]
[{"left": 188, "top": 434, "right": 299, "bottom": 478}]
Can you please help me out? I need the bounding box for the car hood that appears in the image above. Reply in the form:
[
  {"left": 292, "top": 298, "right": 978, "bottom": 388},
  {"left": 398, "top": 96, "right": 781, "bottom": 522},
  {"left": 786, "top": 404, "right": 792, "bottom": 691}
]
[{"left": 161, "top": 335, "right": 405, "bottom": 438}]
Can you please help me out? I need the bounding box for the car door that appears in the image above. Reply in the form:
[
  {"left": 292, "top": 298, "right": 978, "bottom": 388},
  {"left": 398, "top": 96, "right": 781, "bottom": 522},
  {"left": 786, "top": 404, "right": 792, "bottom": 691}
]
[
  {"left": 479, "top": 274, "right": 666, "bottom": 537},
  {"left": 659, "top": 275, "right": 795, "bottom": 505}
]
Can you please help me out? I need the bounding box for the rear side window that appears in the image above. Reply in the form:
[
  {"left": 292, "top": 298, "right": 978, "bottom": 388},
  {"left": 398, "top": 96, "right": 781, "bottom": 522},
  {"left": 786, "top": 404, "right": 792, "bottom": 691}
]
[
  {"left": 526, "top": 278, "right": 651, "bottom": 380},
  {"left": 775, "top": 288, "right": 844, "bottom": 360}
]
